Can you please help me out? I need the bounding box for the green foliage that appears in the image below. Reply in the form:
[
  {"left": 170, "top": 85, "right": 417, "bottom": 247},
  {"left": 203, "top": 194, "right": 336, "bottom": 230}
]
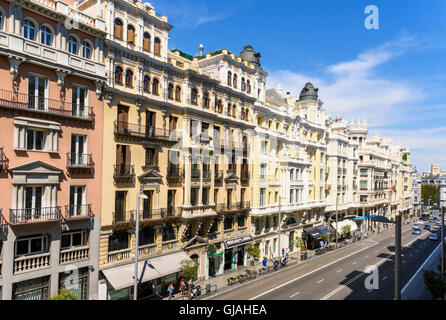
[
  {"left": 294, "top": 236, "right": 305, "bottom": 249},
  {"left": 421, "top": 185, "right": 440, "bottom": 207},
  {"left": 341, "top": 225, "right": 351, "bottom": 237},
  {"left": 402, "top": 153, "right": 408, "bottom": 161},
  {"left": 180, "top": 259, "right": 198, "bottom": 280},
  {"left": 246, "top": 243, "right": 260, "bottom": 260},
  {"left": 50, "top": 289, "right": 78, "bottom": 300},
  {"left": 320, "top": 234, "right": 329, "bottom": 242}
]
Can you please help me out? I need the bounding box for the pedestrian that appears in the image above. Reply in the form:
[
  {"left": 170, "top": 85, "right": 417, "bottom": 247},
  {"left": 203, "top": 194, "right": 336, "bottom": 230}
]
[
  {"left": 285, "top": 248, "right": 289, "bottom": 260},
  {"left": 262, "top": 256, "right": 267, "bottom": 270},
  {"left": 167, "top": 282, "right": 174, "bottom": 300},
  {"left": 319, "top": 239, "right": 324, "bottom": 248},
  {"left": 281, "top": 248, "right": 285, "bottom": 259},
  {"left": 179, "top": 278, "right": 185, "bottom": 299}
]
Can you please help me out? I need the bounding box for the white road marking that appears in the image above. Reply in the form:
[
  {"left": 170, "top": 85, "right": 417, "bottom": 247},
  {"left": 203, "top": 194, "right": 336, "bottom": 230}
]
[
  {"left": 382, "top": 276, "right": 388, "bottom": 281},
  {"left": 289, "top": 291, "right": 300, "bottom": 298},
  {"left": 409, "top": 255, "right": 413, "bottom": 258},
  {"left": 352, "top": 261, "right": 357, "bottom": 265},
  {"left": 365, "top": 256, "right": 368, "bottom": 258},
  {"left": 337, "top": 269, "right": 343, "bottom": 273},
  {"left": 249, "top": 240, "right": 379, "bottom": 300},
  {"left": 320, "top": 273, "right": 364, "bottom": 300},
  {"left": 317, "top": 279, "right": 325, "bottom": 284}
]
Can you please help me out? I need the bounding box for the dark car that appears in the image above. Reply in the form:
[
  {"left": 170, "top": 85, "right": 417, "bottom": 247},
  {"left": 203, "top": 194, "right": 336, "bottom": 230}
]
[
  {"left": 429, "top": 233, "right": 440, "bottom": 241},
  {"left": 424, "top": 224, "right": 431, "bottom": 230}
]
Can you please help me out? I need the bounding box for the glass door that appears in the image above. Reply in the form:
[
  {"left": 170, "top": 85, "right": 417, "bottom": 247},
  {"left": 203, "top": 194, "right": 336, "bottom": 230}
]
[{"left": 25, "top": 186, "right": 42, "bottom": 221}]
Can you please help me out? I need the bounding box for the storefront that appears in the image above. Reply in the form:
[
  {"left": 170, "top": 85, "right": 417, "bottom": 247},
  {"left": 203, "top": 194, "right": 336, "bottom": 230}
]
[
  {"left": 302, "top": 227, "right": 322, "bottom": 250},
  {"left": 99, "top": 251, "right": 190, "bottom": 300},
  {"left": 223, "top": 235, "right": 253, "bottom": 271}
]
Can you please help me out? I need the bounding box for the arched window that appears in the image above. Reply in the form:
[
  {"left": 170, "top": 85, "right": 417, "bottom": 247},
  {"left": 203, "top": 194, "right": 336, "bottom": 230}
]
[
  {"left": 247, "top": 80, "right": 251, "bottom": 94},
  {"left": 233, "top": 74, "right": 237, "bottom": 89},
  {"left": 143, "top": 76, "right": 150, "bottom": 92},
  {"left": 23, "top": 19, "right": 36, "bottom": 41},
  {"left": 232, "top": 104, "right": 237, "bottom": 118},
  {"left": 245, "top": 109, "right": 249, "bottom": 121},
  {"left": 167, "top": 83, "right": 174, "bottom": 100},
  {"left": 217, "top": 100, "right": 223, "bottom": 113},
  {"left": 191, "top": 88, "right": 198, "bottom": 105},
  {"left": 290, "top": 169, "right": 294, "bottom": 180},
  {"left": 175, "top": 86, "right": 181, "bottom": 101},
  {"left": 114, "top": 18, "right": 123, "bottom": 40},
  {"left": 40, "top": 25, "right": 53, "bottom": 46},
  {"left": 241, "top": 77, "right": 246, "bottom": 91},
  {"left": 125, "top": 69, "right": 133, "bottom": 87},
  {"left": 143, "top": 32, "right": 151, "bottom": 52},
  {"left": 227, "top": 71, "right": 232, "bottom": 86},
  {"left": 152, "top": 78, "right": 159, "bottom": 95},
  {"left": 82, "top": 40, "right": 92, "bottom": 59},
  {"left": 114, "top": 66, "right": 123, "bottom": 84},
  {"left": 241, "top": 108, "right": 245, "bottom": 120},
  {"left": 154, "top": 37, "right": 161, "bottom": 56},
  {"left": 127, "top": 24, "right": 135, "bottom": 45},
  {"left": 68, "top": 35, "right": 79, "bottom": 54},
  {"left": 203, "top": 91, "right": 209, "bottom": 108}
]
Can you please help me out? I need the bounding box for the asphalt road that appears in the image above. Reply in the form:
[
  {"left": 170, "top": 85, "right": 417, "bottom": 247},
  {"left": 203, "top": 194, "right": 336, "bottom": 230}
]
[{"left": 209, "top": 222, "right": 443, "bottom": 300}]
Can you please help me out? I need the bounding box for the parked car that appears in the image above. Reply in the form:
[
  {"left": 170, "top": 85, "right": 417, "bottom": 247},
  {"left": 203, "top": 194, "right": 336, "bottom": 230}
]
[
  {"left": 424, "top": 224, "right": 431, "bottom": 230},
  {"left": 412, "top": 228, "right": 421, "bottom": 235},
  {"left": 429, "top": 233, "right": 440, "bottom": 241},
  {"left": 413, "top": 223, "right": 421, "bottom": 229}
]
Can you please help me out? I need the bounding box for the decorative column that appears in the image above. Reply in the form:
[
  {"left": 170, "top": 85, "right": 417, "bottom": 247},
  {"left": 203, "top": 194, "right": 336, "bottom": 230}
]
[
  {"left": 210, "top": 157, "right": 215, "bottom": 205},
  {"left": 198, "top": 156, "right": 203, "bottom": 206},
  {"left": 183, "top": 155, "right": 191, "bottom": 207}
]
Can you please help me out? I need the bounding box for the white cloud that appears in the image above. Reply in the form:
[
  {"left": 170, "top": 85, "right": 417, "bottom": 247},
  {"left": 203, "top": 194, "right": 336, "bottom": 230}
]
[{"left": 266, "top": 36, "right": 444, "bottom": 172}]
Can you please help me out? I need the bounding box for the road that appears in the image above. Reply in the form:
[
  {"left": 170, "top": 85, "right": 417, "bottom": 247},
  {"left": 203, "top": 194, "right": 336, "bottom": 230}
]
[{"left": 208, "top": 222, "right": 443, "bottom": 300}]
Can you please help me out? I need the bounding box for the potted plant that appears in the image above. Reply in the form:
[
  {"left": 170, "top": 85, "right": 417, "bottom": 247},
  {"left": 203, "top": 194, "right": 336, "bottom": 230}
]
[
  {"left": 341, "top": 225, "right": 351, "bottom": 240},
  {"left": 246, "top": 243, "right": 260, "bottom": 268},
  {"left": 294, "top": 236, "right": 306, "bottom": 251}
]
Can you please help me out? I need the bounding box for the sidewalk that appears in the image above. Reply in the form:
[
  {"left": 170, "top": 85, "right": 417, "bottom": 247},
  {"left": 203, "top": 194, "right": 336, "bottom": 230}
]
[{"left": 167, "top": 224, "right": 397, "bottom": 300}]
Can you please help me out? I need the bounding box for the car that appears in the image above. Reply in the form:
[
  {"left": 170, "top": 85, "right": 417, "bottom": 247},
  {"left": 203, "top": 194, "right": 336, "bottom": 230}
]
[
  {"left": 413, "top": 228, "right": 421, "bottom": 235},
  {"left": 413, "top": 223, "right": 421, "bottom": 229},
  {"left": 424, "top": 224, "right": 431, "bottom": 230},
  {"left": 429, "top": 233, "right": 440, "bottom": 241}
]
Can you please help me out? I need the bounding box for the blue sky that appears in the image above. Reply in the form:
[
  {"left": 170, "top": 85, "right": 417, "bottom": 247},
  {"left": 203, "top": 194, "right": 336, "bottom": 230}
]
[{"left": 148, "top": 0, "right": 446, "bottom": 173}]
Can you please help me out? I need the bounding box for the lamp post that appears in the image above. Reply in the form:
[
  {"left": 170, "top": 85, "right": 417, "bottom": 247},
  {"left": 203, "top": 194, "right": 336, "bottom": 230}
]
[
  {"left": 394, "top": 212, "right": 402, "bottom": 300},
  {"left": 134, "top": 191, "right": 148, "bottom": 301},
  {"left": 335, "top": 193, "right": 339, "bottom": 248},
  {"left": 278, "top": 196, "right": 282, "bottom": 259}
]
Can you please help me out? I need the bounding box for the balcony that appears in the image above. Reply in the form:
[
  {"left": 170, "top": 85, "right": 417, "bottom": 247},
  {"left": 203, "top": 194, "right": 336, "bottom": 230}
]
[
  {"left": 241, "top": 171, "right": 250, "bottom": 182},
  {"left": 113, "top": 165, "right": 135, "bottom": 180},
  {"left": 191, "top": 170, "right": 201, "bottom": 179},
  {"left": 162, "top": 240, "right": 179, "bottom": 251},
  {"left": 112, "top": 210, "right": 134, "bottom": 225},
  {"left": 166, "top": 166, "right": 183, "bottom": 181},
  {"left": 217, "top": 202, "right": 250, "bottom": 213},
  {"left": 0, "top": 89, "right": 94, "bottom": 121},
  {"left": 214, "top": 170, "right": 224, "bottom": 183},
  {"left": 0, "top": 147, "right": 8, "bottom": 171},
  {"left": 66, "top": 153, "right": 93, "bottom": 169},
  {"left": 208, "top": 232, "right": 220, "bottom": 240},
  {"left": 114, "top": 121, "right": 178, "bottom": 143},
  {"left": 64, "top": 204, "right": 93, "bottom": 220},
  {"left": 13, "top": 252, "right": 50, "bottom": 274},
  {"left": 9, "top": 207, "right": 62, "bottom": 224},
  {"left": 138, "top": 243, "right": 157, "bottom": 257},
  {"left": 202, "top": 170, "right": 211, "bottom": 179},
  {"left": 59, "top": 245, "right": 89, "bottom": 265},
  {"left": 107, "top": 248, "right": 132, "bottom": 264}
]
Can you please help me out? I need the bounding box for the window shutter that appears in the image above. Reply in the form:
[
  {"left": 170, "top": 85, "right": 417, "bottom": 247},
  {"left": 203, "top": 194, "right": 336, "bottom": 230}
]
[
  {"left": 154, "top": 149, "right": 158, "bottom": 166},
  {"left": 128, "top": 29, "right": 135, "bottom": 44},
  {"left": 143, "top": 37, "right": 150, "bottom": 51},
  {"left": 115, "top": 25, "right": 123, "bottom": 40}
]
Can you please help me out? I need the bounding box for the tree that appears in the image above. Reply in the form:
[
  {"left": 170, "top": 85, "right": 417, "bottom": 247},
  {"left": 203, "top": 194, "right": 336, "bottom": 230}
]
[
  {"left": 421, "top": 185, "right": 440, "bottom": 207},
  {"left": 50, "top": 289, "right": 78, "bottom": 300},
  {"left": 180, "top": 258, "right": 198, "bottom": 300},
  {"left": 245, "top": 243, "right": 260, "bottom": 269},
  {"left": 341, "top": 225, "right": 351, "bottom": 239},
  {"left": 320, "top": 234, "right": 329, "bottom": 243}
]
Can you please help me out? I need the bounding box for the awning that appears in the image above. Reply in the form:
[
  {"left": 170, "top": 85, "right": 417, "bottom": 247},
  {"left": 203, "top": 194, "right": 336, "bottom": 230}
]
[
  {"left": 316, "top": 226, "right": 332, "bottom": 235},
  {"left": 102, "top": 251, "right": 190, "bottom": 291},
  {"left": 331, "top": 219, "right": 358, "bottom": 235},
  {"left": 224, "top": 235, "right": 253, "bottom": 249},
  {"left": 370, "top": 215, "right": 394, "bottom": 224},
  {"left": 303, "top": 227, "right": 321, "bottom": 239}
]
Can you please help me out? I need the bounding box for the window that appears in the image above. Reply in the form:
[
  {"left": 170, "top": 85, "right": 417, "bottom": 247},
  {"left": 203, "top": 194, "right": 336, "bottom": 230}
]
[
  {"left": 108, "top": 230, "right": 129, "bottom": 252},
  {"left": 224, "top": 216, "right": 233, "bottom": 230},
  {"left": 241, "top": 77, "right": 246, "bottom": 91},
  {"left": 82, "top": 40, "right": 92, "bottom": 59},
  {"left": 227, "top": 71, "right": 232, "bottom": 86},
  {"left": 115, "top": 66, "right": 123, "bottom": 84},
  {"left": 61, "top": 230, "right": 86, "bottom": 250},
  {"left": 237, "top": 215, "right": 245, "bottom": 228},
  {"left": 68, "top": 35, "right": 79, "bottom": 54},
  {"left": 145, "top": 147, "right": 158, "bottom": 167},
  {"left": 233, "top": 74, "right": 237, "bottom": 88},
  {"left": 143, "top": 32, "right": 151, "bottom": 52},
  {"left": 261, "top": 141, "right": 266, "bottom": 154},
  {"left": 290, "top": 190, "right": 294, "bottom": 203},
  {"left": 162, "top": 224, "right": 176, "bottom": 242},
  {"left": 217, "top": 100, "right": 223, "bottom": 113},
  {"left": 260, "top": 164, "right": 266, "bottom": 180},
  {"left": 175, "top": 86, "right": 181, "bottom": 101},
  {"left": 203, "top": 92, "right": 210, "bottom": 108},
  {"left": 143, "top": 76, "right": 150, "bottom": 92},
  {"left": 125, "top": 69, "right": 133, "bottom": 87},
  {"left": 15, "top": 234, "right": 48, "bottom": 257},
  {"left": 127, "top": 24, "right": 135, "bottom": 45},
  {"left": 260, "top": 188, "right": 266, "bottom": 207},
  {"left": 0, "top": 10, "right": 4, "bottom": 31},
  {"left": 70, "top": 134, "right": 87, "bottom": 166},
  {"left": 168, "top": 84, "right": 174, "bottom": 100},
  {"left": 139, "top": 226, "right": 155, "bottom": 245},
  {"left": 23, "top": 19, "right": 36, "bottom": 40},
  {"left": 69, "top": 185, "right": 86, "bottom": 216},
  {"left": 152, "top": 78, "right": 159, "bottom": 94},
  {"left": 202, "top": 187, "right": 209, "bottom": 205},
  {"left": 28, "top": 75, "right": 47, "bottom": 110},
  {"left": 191, "top": 188, "right": 199, "bottom": 206},
  {"left": 191, "top": 88, "right": 198, "bottom": 105},
  {"left": 26, "top": 129, "right": 44, "bottom": 151},
  {"left": 72, "top": 86, "right": 88, "bottom": 117},
  {"left": 40, "top": 25, "right": 53, "bottom": 46},
  {"left": 114, "top": 18, "right": 123, "bottom": 40},
  {"left": 154, "top": 37, "right": 161, "bottom": 56},
  {"left": 247, "top": 80, "right": 251, "bottom": 94}
]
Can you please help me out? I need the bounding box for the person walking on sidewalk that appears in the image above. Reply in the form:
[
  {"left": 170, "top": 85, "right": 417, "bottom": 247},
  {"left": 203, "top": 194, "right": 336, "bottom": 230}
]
[
  {"left": 167, "top": 282, "right": 174, "bottom": 300},
  {"left": 179, "top": 278, "right": 186, "bottom": 299}
]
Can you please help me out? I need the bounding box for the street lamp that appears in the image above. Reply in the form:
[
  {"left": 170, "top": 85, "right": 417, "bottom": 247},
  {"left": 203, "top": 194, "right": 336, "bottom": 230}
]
[
  {"left": 134, "top": 191, "right": 148, "bottom": 301},
  {"left": 395, "top": 212, "right": 402, "bottom": 300},
  {"left": 335, "top": 193, "right": 339, "bottom": 248}
]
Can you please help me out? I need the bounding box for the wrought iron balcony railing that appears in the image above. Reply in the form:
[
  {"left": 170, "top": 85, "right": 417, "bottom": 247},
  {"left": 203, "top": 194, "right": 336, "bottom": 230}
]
[
  {"left": 112, "top": 210, "right": 134, "bottom": 224},
  {"left": 113, "top": 165, "right": 135, "bottom": 179},
  {"left": 9, "top": 207, "right": 62, "bottom": 224},
  {"left": 0, "top": 89, "right": 93, "bottom": 120},
  {"left": 67, "top": 153, "right": 93, "bottom": 168},
  {"left": 114, "top": 121, "right": 178, "bottom": 142},
  {"left": 191, "top": 170, "right": 201, "bottom": 179},
  {"left": 167, "top": 167, "right": 183, "bottom": 179},
  {"left": 65, "top": 204, "right": 93, "bottom": 219},
  {"left": 217, "top": 202, "right": 250, "bottom": 212}
]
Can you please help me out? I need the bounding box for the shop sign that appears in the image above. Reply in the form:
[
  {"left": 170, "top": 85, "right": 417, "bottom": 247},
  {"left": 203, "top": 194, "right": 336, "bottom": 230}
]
[{"left": 224, "top": 235, "right": 253, "bottom": 249}]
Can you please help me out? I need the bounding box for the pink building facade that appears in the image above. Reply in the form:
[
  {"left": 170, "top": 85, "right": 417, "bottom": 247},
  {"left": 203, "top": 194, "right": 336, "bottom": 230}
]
[{"left": 0, "top": 0, "right": 106, "bottom": 299}]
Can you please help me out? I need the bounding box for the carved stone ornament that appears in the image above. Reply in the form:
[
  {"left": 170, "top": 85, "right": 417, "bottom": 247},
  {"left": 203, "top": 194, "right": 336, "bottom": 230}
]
[
  {"left": 96, "top": 81, "right": 104, "bottom": 99},
  {"left": 56, "top": 70, "right": 68, "bottom": 91},
  {"left": 8, "top": 56, "right": 23, "bottom": 82}
]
